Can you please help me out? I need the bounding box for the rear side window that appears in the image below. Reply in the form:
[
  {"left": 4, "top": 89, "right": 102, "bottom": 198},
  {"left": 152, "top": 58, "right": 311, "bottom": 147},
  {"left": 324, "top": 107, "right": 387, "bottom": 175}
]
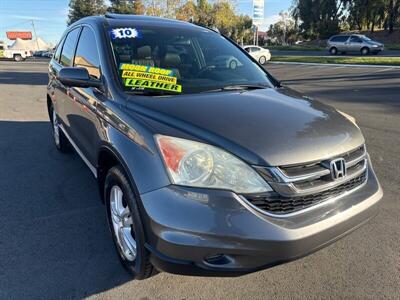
[
  {"left": 60, "top": 28, "right": 80, "bottom": 67},
  {"left": 54, "top": 37, "right": 65, "bottom": 62},
  {"left": 74, "top": 27, "right": 101, "bottom": 79},
  {"left": 330, "top": 36, "right": 349, "bottom": 42}
]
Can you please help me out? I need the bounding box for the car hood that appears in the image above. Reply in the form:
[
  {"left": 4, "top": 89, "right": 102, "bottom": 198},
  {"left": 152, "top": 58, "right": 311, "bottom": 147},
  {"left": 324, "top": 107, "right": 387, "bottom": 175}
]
[
  {"left": 125, "top": 88, "right": 364, "bottom": 166},
  {"left": 368, "top": 41, "right": 383, "bottom": 46}
]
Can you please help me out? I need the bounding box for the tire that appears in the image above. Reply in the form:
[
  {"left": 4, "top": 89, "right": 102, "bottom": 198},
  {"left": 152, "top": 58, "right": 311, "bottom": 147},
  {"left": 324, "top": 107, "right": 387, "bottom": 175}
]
[
  {"left": 50, "top": 105, "right": 70, "bottom": 152},
  {"left": 105, "top": 166, "right": 155, "bottom": 280},
  {"left": 229, "top": 59, "right": 238, "bottom": 69},
  {"left": 259, "top": 56, "right": 267, "bottom": 65},
  {"left": 329, "top": 47, "right": 338, "bottom": 55},
  {"left": 361, "top": 47, "right": 370, "bottom": 55},
  {"left": 14, "top": 54, "right": 22, "bottom": 62}
]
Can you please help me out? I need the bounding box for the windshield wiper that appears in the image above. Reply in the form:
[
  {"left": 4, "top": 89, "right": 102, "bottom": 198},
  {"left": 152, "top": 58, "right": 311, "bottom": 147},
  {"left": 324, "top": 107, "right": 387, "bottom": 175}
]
[
  {"left": 201, "top": 84, "right": 269, "bottom": 93},
  {"left": 126, "top": 89, "right": 178, "bottom": 96}
]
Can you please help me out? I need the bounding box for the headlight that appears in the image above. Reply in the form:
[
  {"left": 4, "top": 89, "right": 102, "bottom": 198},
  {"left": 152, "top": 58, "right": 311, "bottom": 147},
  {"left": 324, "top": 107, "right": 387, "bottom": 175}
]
[
  {"left": 155, "top": 135, "right": 272, "bottom": 194},
  {"left": 372, "top": 45, "right": 378, "bottom": 47}
]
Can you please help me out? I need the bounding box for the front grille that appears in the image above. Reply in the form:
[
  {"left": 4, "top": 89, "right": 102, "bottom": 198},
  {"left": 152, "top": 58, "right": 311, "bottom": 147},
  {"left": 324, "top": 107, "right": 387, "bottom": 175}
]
[
  {"left": 246, "top": 145, "right": 368, "bottom": 215},
  {"left": 245, "top": 171, "right": 367, "bottom": 215}
]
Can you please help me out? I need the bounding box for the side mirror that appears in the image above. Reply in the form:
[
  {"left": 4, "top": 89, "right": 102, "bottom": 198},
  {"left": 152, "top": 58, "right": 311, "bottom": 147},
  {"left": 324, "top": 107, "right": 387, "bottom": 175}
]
[{"left": 58, "top": 67, "right": 102, "bottom": 88}]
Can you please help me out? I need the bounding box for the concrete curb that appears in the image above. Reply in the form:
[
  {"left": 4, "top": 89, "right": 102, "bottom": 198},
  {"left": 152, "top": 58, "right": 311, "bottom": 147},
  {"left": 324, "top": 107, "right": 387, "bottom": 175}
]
[{"left": 268, "top": 61, "right": 400, "bottom": 68}]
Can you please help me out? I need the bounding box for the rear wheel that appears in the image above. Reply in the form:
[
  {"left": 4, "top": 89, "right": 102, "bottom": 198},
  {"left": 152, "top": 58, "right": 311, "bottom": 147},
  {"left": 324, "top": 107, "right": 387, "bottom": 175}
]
[
  {"left": 13, "top": 54, "right": 22, "bottom": 62},
  {"left": 259, "top": 56, "right": 267, "bottom": 65},
  {"left": 329, "top": 47, "right": 338, "bottom": 55},
  {"left": 361, "top": 47, "right": 370, "bottom": 55},
  {"left": 105, "top": 166, "right": 155, "bottom": 279},
  {"left": 51, "top": 106, "right": 70, "bottom": 152}
]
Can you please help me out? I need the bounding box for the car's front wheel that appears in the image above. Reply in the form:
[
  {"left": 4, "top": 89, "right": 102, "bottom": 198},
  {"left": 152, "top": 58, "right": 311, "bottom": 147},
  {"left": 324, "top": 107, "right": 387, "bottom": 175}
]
[
  {"left": 361, "top": 47, "right": 370, "bottom": 55},
  {"left": 105, "top": 166, "right": 155, "bottom": 279},
  {"left": 259, "top": 56, "right": 267, "bottom": 65},
  {"left": 13, "top": 54, "right": 23, "bottom": 62}
]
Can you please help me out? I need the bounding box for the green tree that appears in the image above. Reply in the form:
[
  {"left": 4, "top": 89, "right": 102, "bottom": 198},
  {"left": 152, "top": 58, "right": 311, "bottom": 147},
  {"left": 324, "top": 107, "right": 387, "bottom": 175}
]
[
  {"left": 268, "top": 11, "right": 299, "bottom": 44},
  {"left": 176, "top": 0, "right": 197, "bottom": 21},
  {"left": 387, "top": 0, "right": 400, "bottom": 33},
  {"left": 68, "top": 0, "right": 106, "bottom": 25},
  {"left": 196, "top": 0, "right": 213, "bottom": 26},
  {"left": 292, "top": 0, "right": 345, "bottom": 39},
  {"left": 133, "top": 0, "right": 145, "bottom": 14},
  {"left": 109, "top": 0, "right": 134, "bottom": 14}
]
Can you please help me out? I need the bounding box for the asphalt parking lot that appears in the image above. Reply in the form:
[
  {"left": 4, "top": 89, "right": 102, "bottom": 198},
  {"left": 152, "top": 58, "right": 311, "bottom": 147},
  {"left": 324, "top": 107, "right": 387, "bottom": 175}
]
[{"left": 0, "top": 59, "right": 399, "bottom": 299}]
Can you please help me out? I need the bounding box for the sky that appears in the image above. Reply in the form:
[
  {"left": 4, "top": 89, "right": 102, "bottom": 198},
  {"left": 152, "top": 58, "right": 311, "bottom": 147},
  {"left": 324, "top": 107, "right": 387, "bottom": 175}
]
[{"left": 0, "top": 0, "right": 292, "bottom": 45}]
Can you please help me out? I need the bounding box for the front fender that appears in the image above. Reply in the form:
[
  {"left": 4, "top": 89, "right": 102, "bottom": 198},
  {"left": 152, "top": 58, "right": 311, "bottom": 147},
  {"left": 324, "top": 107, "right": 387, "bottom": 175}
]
[{"left": 97, "top": 121, "right": 170, "bottom": 195}]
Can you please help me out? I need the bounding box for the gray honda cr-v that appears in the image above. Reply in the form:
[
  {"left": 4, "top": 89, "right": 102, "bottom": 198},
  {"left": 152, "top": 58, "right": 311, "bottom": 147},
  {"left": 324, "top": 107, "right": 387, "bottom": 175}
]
[{"left": 47, "top": 14, "right": 382, "bottom": 279}]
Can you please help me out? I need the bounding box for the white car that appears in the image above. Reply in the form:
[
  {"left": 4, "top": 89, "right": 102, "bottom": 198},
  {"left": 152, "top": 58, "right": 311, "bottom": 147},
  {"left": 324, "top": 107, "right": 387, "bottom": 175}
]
[
  {"left": 212, "top": 55, "right": 243, "bottom": 69},
  {"left": 243, "top": 45, "right": 271, "bottom": 64}
]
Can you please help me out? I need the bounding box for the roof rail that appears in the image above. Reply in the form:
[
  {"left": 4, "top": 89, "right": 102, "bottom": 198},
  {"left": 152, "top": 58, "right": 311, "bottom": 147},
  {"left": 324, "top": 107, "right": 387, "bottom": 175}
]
[{"left": 105, "top": 13, "right": 134, "bottom": 19}]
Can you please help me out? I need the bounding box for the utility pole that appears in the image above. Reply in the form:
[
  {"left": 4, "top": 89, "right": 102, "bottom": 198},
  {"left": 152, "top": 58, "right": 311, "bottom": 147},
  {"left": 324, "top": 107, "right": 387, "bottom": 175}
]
[{"left": 31, "top": 20, "right": 40, "bottom": 51}]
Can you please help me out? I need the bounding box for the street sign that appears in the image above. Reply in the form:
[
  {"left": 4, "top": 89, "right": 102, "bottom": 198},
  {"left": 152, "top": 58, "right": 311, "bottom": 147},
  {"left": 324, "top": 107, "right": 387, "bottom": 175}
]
[{"left": 253, "top": 0, "right": 264, "bottom": 26}]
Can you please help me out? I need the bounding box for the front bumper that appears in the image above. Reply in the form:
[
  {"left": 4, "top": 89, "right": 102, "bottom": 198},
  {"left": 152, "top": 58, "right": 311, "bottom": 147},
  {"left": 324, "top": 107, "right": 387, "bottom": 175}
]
[{"left": 139, "top": 163, "right": 382, "bottom": 276}]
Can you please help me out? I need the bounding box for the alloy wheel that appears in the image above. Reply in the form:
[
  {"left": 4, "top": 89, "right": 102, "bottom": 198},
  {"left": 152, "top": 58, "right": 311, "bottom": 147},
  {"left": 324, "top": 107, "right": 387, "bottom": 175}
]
[{"left": 110, "top": 185, "right": 137, "bottom": 262}]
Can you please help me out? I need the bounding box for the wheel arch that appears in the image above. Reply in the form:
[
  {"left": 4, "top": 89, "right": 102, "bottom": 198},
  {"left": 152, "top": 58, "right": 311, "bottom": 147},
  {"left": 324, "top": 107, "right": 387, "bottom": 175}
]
[
  {"left": 97, "top": 145, "right": 130, "bottom": 203},
  {"left": 46, "top": 94, "right": 53, "bottom": 122}
]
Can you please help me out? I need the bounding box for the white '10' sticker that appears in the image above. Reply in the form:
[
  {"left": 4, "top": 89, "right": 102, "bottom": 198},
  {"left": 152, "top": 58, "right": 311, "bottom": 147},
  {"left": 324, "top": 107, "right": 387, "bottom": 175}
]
[{"left": 111, "top": 28, "right": 140, "bottom": 39}]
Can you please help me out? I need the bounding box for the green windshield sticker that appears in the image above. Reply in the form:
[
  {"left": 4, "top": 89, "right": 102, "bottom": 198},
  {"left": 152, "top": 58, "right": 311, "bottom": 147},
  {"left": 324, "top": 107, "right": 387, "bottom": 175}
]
[{"left": 120, "top": 64, "right": 181, "bottom": 93}]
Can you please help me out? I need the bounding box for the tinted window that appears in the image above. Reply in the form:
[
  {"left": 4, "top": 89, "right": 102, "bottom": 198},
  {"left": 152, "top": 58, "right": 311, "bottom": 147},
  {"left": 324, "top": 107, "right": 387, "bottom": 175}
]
[
  {"left": 110, "top": 26, "right": 272, "bottom": 95},
  {"left": 54, "top": 36, "right": 65, "bottom": 62},
  {"left": 244, "top": 47, "right": 250, "bottom": 53},
  {"left": 74, "top": 27, "right": 101, "bottom": 79},
  {"left": 331, "top": 36, "right": 349, "bottom": 42},
  {"left": 60, "top": 28, "right": 80, "bottom": 67},
  {"left": 251, "top": 47, "right": 260, "bottom": 52},
  {"left": 350, "top": 36, "right": 362, "bottom": 43},
  {"left": 0, "top": 45, "right": 4, "bottom": 50}
]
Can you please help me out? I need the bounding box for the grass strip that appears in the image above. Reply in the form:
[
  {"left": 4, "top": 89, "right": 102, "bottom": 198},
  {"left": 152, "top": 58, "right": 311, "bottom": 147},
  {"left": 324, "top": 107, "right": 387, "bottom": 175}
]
[{"left": 270, "top": 55, "right": 400, "bottom": 66}]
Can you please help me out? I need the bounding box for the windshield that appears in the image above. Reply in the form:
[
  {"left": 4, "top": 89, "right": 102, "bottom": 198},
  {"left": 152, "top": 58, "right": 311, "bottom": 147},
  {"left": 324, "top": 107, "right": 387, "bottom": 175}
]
[{"left": 108, "top": 25, "right": 273, "bottom": 95}]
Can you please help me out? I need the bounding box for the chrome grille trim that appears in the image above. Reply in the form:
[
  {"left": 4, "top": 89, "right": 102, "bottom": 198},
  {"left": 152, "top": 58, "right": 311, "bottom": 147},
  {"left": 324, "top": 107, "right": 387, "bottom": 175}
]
[
  {"left": 256, "top": 145, "right": 367, "bottom": 196},
  {"left": 271, "top": 159, "right": 367, "bottom": 196},
  {"left": 246, "top": 145, "right": 368, "bottom": 215}
]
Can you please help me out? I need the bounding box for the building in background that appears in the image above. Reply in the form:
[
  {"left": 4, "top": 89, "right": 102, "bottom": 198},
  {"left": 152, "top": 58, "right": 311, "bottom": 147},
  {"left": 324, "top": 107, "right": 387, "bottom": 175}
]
[{"left": 6, "top": 31, "right": 33, "bottom": 40}]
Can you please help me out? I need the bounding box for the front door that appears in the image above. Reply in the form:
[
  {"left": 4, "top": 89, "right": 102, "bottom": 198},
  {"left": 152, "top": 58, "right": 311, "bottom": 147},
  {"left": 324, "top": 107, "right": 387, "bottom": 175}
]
[
  {"left": 349, "top": 36, "right": 363, "bottom": 52},
  {"left": 66, "top": 26, "right": 104, "bottom": 165}
]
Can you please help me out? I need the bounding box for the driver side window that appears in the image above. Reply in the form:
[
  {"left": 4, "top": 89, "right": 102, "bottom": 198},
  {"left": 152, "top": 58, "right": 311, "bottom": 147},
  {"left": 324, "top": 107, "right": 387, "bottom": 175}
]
[
  {"left": 74, "top": 27, "right": 101, "bottom": 79},
  {"left": 350, "top": 36, "right": 362, "bottom": 43}
]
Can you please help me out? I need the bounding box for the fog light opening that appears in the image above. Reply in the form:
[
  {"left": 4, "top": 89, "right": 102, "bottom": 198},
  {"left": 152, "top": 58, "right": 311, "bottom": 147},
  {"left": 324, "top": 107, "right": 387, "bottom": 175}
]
[{"left": 204, "top": 254, "right": 232, "bottom": 266}]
